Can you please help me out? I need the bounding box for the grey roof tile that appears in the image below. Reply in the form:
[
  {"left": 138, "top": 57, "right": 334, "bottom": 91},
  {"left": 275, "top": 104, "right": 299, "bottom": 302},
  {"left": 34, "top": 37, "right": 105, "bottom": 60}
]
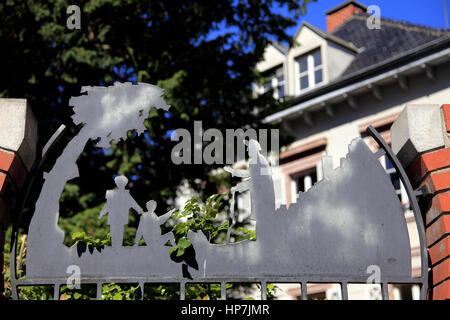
[{"left": 331, "top": 13, "right": 449, "bottom": 76}]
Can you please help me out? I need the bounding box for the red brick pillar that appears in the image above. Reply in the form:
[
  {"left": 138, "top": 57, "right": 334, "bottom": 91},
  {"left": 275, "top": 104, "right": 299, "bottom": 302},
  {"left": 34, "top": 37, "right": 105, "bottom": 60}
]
[
  {"left": 391, "top": 104, "right": 450, "bottom": 300},
  {"left": 0, "top": 99, "right": 37, "bottom": 299}
]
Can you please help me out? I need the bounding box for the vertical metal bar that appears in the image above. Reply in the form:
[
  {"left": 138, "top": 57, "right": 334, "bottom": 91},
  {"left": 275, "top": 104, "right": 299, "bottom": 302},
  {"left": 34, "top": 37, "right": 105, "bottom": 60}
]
[
  {"left": 301, "top": 281, "right": 307, "bottom": 300},
  {"left": 11, "top": 284, "right": 18, "bottom": 300},
  {"left": 421, "top": 283, "right": 428, "bottom": 300},
  {"left": 381, "top": 282, "right": 389, "bottom": 300},
  {"left": 221, "top": 282, "right": 226, "bottom": 300},
  {"left": 139, "top": 282, "right": 145, "bottom": 300},
  {"left": 96, "top": 282, "right": 103, "bottom": 300},
  {"left": 180, "top": 282, "right": 186, "bottom": 300},
  {"left": 53, "top": 283, "right": 60, "bottom": 300},
  {"left": 367, "top": 126, "right": 428, "bottom": 299},
  {"left": 261, "top": 282, "right": 267, "bottom": 300},
  {"left": 341, "top": 282, "right": 348, "bottom": 300},
  {"left": 9, "top": 242, "right": 18, "bottom": 288}
]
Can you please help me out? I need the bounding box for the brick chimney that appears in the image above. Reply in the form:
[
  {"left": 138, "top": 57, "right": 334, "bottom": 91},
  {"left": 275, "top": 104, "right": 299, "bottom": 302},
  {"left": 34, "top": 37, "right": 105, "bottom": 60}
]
[{"left": 325, "top": 1, "right": 367, "bottom": 33}]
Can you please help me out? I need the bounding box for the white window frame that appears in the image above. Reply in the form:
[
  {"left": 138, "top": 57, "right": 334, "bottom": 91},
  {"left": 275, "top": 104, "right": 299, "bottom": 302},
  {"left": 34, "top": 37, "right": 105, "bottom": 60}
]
[
  {"left": 290, "top": 168, "right": 318, "bottom": 203},
  {"left": 260, "top": 65, "right": 285, "bottom": 100},
  {"left": 295, "top": 48, "right": 323, "bottom": 95},
  {"left": 273, "top": 74, "right": 285, "bottom": 100}
]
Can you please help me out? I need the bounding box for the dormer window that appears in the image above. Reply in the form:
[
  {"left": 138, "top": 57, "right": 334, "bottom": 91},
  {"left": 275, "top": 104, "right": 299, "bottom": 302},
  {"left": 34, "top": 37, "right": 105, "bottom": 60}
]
[
  {"left": 295, "top": 48, "right": 323, "bottom": 94},
  {"left": 262, "top": 65, "right": 285, "bottom": 99}
]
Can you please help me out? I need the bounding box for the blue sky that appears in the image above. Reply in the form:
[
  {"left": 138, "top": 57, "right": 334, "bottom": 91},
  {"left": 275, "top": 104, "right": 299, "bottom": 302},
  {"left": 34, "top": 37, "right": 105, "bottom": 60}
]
[
  {"left": 284, "top": 0, "right": 448, "bottom": 35},
  {"left": 120, "top": 1, "right": 448, "bottom": 82},
  {"left": 205, "top": 1, "right": 448, "bottom": 48}
]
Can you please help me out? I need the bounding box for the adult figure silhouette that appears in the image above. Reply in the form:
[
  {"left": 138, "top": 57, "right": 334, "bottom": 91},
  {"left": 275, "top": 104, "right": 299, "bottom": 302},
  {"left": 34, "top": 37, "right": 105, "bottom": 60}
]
[
  {"left": 224, "top": 140, "right": 253, "bottom": 244},
  {"left": 134, "top": 200, "right": 174, "bottom": 247},
  {"left": 247, "top": 139, "right": 275, "bottom": 241},
  {"left": 99, "top": 175, "right": 143, "bottom": 247},
  {"left": 225, "top": 139, "right": 274, "bottom": 243}
]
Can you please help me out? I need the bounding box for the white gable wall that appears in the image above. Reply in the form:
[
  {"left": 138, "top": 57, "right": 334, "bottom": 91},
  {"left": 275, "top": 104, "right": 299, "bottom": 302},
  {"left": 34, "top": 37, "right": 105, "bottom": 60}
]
[
  {"left": 256, "top": 44, "right": 285, "bottom": 72},
  {"left": 327, "top": 41, "right": 356, "bottom": 81}
]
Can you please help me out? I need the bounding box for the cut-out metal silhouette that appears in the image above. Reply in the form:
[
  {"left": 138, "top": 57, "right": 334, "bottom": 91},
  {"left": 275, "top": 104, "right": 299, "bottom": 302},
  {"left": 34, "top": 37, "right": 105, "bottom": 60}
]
[
  {"left": 224, "top": 165, "right": 251, "bottom": 245},
  {"left": 9, "top": 82, "right": 428, "bottom": 300},
  {"left": 99, "top": 175, "right": 143, "bottom": 247},
  {"left": 134, "top": 200, "right": 173, "bottom": 247}
]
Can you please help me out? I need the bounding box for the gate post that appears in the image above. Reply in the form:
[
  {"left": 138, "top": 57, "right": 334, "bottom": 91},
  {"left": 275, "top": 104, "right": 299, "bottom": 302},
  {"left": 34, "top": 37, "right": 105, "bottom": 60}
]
[
  {"left": 0, "top": 99, "right": 38, "bottom": 299},
  {"left": 391, "top": 104, "right": 450, "bottom": 300}
]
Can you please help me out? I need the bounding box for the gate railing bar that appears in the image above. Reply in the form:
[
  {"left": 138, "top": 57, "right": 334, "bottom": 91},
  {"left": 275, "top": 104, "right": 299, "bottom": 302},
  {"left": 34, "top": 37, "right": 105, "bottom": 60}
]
[
  {"left": 381, "top": 282, "right": 389, "bottom": 300},
  {"left": 13, "top": 276, "right": 425, "bottom": 286},
  {"left": 221, "top": 281, "right": 226, "bottom": 299},
  {"left": 14, "top": 277, "right": 425, "bottom": 300},
  {"left": 366, "top": 125, "right": 428, "bottom": 300},
  {"left": 53, "top": 283, "right": 60, "bottom": 300},
  {"left": 139, "top": 281, "right": 145, "bottom": 300},
  {"left": 96, "top": 282, "right": 103, "bottom": 300},
  {"left": 261, "top": 281, "right": 267, "bottom": 300},
  {"left": 341, "top": 282, "right": 348, "bottom": 300},
  {"left": 180, "top": 281, "right": 186, "bottom": 300},
  {"left": 301, "top": 281, "right": 307, "bottom": 300}
]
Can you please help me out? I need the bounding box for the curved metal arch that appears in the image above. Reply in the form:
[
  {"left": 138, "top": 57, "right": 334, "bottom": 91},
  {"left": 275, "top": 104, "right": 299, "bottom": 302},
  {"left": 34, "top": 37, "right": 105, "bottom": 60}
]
[
  {"left": 366, "top": 125, "right": 428, "bottom": 300},
  {"left": 9, "top": 125, "right": 67, "bottom": 299}
]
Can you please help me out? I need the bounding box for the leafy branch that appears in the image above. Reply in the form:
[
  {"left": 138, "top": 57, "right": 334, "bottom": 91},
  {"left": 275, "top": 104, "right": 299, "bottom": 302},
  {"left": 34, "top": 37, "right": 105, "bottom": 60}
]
[
  {"left": 169, "top": 193, "right": 228, "bottom": 257},
  {"left": 71, "top": 231, "right": 111, "bottom": 248}
]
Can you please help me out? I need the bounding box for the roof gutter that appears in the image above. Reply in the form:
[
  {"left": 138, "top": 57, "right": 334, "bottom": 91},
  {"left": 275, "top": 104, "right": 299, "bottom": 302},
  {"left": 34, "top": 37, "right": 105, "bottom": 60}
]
[{"left": 263, "top": 35, "right": 450, "bottom": 124}]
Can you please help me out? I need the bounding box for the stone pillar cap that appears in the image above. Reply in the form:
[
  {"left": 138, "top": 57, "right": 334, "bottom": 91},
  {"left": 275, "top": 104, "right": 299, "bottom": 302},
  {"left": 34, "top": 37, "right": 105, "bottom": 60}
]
[
  {"left": 0, "top": 98, "right": 38, "bottom": 171},
  {"left": 391, "top": 104, "right": 445, "bottom": 168}
]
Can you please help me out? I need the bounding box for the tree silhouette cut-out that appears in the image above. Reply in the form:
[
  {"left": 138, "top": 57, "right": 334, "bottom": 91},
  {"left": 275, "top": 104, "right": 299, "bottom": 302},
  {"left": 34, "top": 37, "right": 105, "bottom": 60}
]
[
  {"left": 69, "top": 82, "right": 170, "bottom": 148},
  {"left": 26, "top": 82, "right": 172, "bottom": 279}
]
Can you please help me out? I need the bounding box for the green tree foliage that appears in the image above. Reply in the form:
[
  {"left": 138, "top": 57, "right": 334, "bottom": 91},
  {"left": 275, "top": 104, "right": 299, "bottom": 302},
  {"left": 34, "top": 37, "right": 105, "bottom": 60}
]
[
  {"left": 1, "top": 0, "right": 311, "bottom": 215},
  {"left": 1, "top": 0, "right": 315, "bottom": 299},
  {"left": 170, "top": 194, "right": 228, "bottom": 256}
]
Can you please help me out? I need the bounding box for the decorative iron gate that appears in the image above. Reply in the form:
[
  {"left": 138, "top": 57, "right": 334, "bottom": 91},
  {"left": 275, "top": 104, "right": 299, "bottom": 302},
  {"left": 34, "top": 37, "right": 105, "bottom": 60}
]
[{"left": 8, "top": 82, "right": 428, "bottom": 300}]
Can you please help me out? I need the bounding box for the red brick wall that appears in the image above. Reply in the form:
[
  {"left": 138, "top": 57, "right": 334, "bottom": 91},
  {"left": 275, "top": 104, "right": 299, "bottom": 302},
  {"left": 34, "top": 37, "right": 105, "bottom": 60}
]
[
  {"left": 405, "top": 104, "right": 450, "bottom": 299},
  {"left": 326, "top": 4, "right": 365, "bottom": 33}
]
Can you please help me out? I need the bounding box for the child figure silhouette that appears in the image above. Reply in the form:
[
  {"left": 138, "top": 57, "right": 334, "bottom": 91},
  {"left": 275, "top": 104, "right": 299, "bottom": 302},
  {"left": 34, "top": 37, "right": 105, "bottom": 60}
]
[{"left": 134, "top": 200, "right": 173, "bottom": 247}]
